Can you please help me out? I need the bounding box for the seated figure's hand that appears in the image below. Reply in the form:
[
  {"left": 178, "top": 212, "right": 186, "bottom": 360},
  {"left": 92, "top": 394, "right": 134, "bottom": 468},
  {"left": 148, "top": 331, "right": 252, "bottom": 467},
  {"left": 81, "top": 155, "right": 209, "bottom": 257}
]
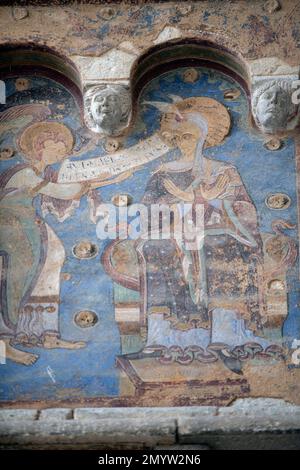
[
  {"left": 163, "top": 178, "right": 194, "bottom": 202},
  {"left": 200, "top": 174, "right": 229, "bottom": 200}
]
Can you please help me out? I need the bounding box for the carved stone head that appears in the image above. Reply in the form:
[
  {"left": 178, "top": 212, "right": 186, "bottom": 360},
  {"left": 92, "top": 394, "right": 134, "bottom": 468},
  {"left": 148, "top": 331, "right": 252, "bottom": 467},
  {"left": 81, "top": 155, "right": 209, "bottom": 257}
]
[
  {"left": 84, "top": 84, "right": 131, "bottom": 135},
  {"left": 252, "top": 80, "right": 298, "bottom": 133}
]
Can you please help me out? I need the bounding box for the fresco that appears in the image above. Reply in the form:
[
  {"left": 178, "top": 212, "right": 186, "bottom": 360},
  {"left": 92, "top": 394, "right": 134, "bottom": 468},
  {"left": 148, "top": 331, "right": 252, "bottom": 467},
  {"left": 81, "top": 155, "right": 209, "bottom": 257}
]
[{"left": 0, "top": 67, "right": 299, "bottom": 406}]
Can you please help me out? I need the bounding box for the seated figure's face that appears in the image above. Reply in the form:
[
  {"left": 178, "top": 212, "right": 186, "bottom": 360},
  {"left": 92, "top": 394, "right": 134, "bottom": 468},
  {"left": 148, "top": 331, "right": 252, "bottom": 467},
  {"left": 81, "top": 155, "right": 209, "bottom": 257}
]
[
  {"left": 91, "top": 92, "right": 122, "bottom": 132},
  {"left": 177, "top": 123, "right": 202, "bottom": 156},
  {"left": 256, "top": 85, "right": 290, "bottom": 130},
  {"left": 161, "top": 113, "right": 202, "bottom": 156}
]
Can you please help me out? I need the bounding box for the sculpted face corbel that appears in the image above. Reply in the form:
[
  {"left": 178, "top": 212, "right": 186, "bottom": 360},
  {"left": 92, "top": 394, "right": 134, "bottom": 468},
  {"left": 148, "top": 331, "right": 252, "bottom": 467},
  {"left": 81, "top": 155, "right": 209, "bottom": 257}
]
[
  {"left": 77, "top": 48, "right": 299, "bottom": 137},
  {"left": 84, "top": 84, "right": 131, "bottom": 136},
  {"left": 251, "top": 79, "right": 299, "bottom": 134}
]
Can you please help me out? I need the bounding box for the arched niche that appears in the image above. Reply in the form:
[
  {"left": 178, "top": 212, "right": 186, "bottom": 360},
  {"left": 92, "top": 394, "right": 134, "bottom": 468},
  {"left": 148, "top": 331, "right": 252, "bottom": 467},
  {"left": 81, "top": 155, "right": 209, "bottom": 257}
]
[
  {"left": 129, "top": 38, "right": 250, "bottom": 125},
  {"left": 0, "top": 43, "right": 83, "bottom": 112}
]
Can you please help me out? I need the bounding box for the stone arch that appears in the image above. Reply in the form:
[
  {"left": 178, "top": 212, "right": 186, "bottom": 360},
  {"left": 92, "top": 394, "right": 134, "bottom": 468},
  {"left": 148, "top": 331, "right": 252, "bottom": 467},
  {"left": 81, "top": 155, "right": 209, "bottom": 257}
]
[
  {"left": 0, "top": 43, "right": 83, "bottom": 114},
  {"left": 131, "top": 38, "right": 250, "bottom": 96},
  {"left": 128, "top": 37, "right": 251, "bottom": 130}
]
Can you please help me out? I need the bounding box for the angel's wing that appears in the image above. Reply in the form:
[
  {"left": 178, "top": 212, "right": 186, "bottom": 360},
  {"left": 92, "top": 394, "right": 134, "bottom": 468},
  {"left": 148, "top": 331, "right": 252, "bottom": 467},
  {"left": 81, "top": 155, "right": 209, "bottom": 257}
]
[{"left": 0, "top": 104, "right": 51, "bottom": 136}]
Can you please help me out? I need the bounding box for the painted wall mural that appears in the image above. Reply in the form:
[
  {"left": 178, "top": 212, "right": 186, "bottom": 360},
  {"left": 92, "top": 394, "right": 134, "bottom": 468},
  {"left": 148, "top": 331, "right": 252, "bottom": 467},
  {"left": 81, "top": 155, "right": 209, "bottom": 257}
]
[{"left": 0, "top": 67, "right": 299, "bottom": 406}]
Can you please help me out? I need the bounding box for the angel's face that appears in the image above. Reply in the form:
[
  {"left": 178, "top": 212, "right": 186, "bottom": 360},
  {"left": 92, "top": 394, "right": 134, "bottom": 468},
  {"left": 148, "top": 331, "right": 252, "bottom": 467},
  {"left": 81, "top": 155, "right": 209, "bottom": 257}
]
[{"left": 41, "top": 139, "right": 68, "bottom": 165}]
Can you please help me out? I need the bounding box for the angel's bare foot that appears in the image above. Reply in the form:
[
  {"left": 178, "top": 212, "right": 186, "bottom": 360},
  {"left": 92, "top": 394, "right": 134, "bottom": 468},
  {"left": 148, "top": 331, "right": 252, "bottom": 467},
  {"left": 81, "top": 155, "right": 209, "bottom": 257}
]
[
  {"left": 4, "top": 339, "right": 39, "bottom": 366},
  {"left": 43, "top": 335, "right": 86, "bottom": 350}
]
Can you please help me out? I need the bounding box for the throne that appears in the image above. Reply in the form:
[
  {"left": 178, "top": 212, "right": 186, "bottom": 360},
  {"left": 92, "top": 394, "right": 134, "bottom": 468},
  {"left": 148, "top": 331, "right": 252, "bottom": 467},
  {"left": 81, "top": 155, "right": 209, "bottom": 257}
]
[{"left": 101, "top": 227, "right": 296, "bottom": 402}]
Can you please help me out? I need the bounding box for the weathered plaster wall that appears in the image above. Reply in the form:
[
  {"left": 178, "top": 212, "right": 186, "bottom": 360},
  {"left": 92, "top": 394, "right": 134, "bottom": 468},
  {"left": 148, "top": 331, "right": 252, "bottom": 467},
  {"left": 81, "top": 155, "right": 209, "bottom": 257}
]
[
  {"left": 1, "top": 1, "right": 300, "bottom": 66},
  {"left": 0, "top": 0, "right": 300, "bottom": 449}
]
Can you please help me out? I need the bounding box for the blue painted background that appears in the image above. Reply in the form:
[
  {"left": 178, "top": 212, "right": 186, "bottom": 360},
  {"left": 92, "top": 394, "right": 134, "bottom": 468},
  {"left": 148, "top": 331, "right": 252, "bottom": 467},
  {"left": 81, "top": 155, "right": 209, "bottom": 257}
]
[{"left": 0, "top": 67, "right": 299, "bottom": 401}]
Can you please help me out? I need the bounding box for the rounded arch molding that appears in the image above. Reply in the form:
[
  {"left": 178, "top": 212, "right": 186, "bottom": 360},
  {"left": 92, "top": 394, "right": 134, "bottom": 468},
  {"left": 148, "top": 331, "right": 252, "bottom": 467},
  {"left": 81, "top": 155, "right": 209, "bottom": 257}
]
[
  {"left": 0, "top": 38, "right": 298, "bottom": 136},
  {"left": 128, "top": 38, "right": 251, "bottom": 128},
  {"left": 0, "top": 43, "right": 83, "bottom": 111}
]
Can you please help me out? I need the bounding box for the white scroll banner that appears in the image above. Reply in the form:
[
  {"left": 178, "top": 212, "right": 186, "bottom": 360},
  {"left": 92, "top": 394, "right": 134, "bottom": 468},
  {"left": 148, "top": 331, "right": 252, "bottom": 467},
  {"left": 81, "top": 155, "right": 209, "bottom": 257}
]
[{"left": 57, "top": 134, "right": 170, "bottom": 183}]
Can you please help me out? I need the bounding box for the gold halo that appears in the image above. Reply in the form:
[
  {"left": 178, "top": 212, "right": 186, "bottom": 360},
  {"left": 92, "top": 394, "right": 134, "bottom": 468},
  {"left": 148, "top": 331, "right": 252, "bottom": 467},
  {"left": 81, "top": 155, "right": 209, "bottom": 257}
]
[
  {"left": 18, "top": 121, "right": 74, "bottom": 159},
  {"left": 161, "top": 97, "right": 231, "bottom": 148}
]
